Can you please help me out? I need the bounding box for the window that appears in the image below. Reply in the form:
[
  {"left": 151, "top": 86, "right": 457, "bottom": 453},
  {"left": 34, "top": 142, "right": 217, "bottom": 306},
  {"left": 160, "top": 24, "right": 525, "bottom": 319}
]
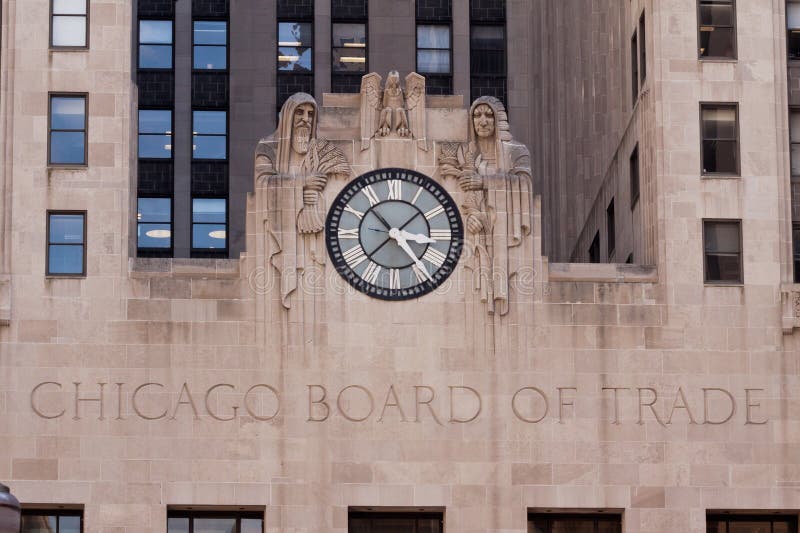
[
  {"left": 192, "top": 110, "right": 227, "bottom": 160},
  {"left": 626, "top": 253, "right": 634, "bottom": 264},
  {"left": 529, "top": 513, "right": 622, "bottom": 533},
  {"left": 607, "top": 199, "right": 616, "bottom": 258},
  {"left": 47, "top": 212, "right": 86, "bottom": 276},
  {"left": 22, "top": 510, "right": 82, "bottom": 532},
  {"left": 789, "top": 1, "right": 800, "bottom": 60},
  {"left": 49, "top": 94, "right": 86, "bottom": 165},
  {"left": 470, "top": 0, "right": 506, "bottom": 104},
  {"left": 631, "top": 31, "right": 638, "bottom": 105},
  {"left": 417, "top": 25, "right": 451, "bottom": 74},
  {"left": 332, "top": 23, "right": 366, "bottom": 73},
  {"left": 707, "top": 515, "right": 797, "bottom": 533},
  {"left": 791, "top": 110, "right": 800, "bottom": 176},
  {"left": 167, "top": 511, "right": 263, "bottom": 533},
  {"left": 51, "top": 0, "right": 88, "bottom": 48},
  {"left": 630, "top": 144, "right": 640, "bottom": 207},
  {"left": 278, "top": 21, "right": 313, "bottom": 73},
  {"left": 139, "top": 19, "right": 173, "bottom": 69},
  {"left": 794, "top": 223, "right": 800, "bottom": 283},
  {"left": 589, "top": 232, "right": 600, "bottom": 263},
  {"left": 703, "top": 219, "right": 743, "bottom": 284},
  {"left": 349, "top": 511, "right": 443, "bottom": 532},
  {"left": 698, "top": 0, "right": 736, "bottom": 59},
  {"left": 192, "top": 198, "right": 227, "bottom": 251},
  {"left": 701, "top": 103, "right": 739, "bottom": 175},
  {"left": 471, "top": 25, "right": 505, "bottom": 76},
  {"left": 639, "top": 12, "right": 647, "bottom": 84},
  {"left": 193, "top": 20, "right": 227, "bottom": 70},
  {"left": 138, "top": 109, "right": 172, "bottom": 159},
  {"left": 137, "top": 198, "right": 171, "bottom": 250}
]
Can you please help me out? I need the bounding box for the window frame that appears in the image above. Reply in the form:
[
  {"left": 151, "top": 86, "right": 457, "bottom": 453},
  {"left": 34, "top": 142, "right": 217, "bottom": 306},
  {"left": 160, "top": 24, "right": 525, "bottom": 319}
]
[
  {"left": 330, "top": 21, "right": 368, "bottom": 76},
  {"left": 700, "top": 101, "right": 740, "bottom": 177},
  {"left": 137, "top": 196, "right": 173, "bottom": 254},
  {"left": 631, "top": 29, "right": 638, "bottom": 106},
  {"left": 528, "top": 513, "right": 623, "bottom": 533},
  {"left": 137, "top": 108, "right": 174, "bottom": 161},
  {"left": 706, "top": 514, "right": 798, "bottom": 532},
  {"left": 191, "top": 108, "right": 228, "bottom": 161},
  {"left": 630, "top": 143, "right": 640, "bottom": 208},
  {"left": 469, "top": 22, "right": 507, "bottom": 77},
  {"left": 607, "top": 198, "right": 616, "bottom": 259},
  {"left": 639, "top": 10, "right": 646, "bottom": 84},
  {"left": 21, "top": 508, "right": 84, "bottom": 532},
  {"left": 48, "top": 92, "right": 88, "bottom": 167},
  {"left": 702, "top": 218, "right": 743, "bottom": 285},
  {"left": 190, "top": 196, "right": 228, "bottom": 254},
  {"left": 348, "top": 510, "right": 444, "bottom": 532},
  {"left": 469, "top": 2, "right": 508, "bottom": 105},
  {"left": 415, "top": 23, "right": 453, "bottom": 76},
  {"left": 49, "top": 0, "right": 89, "bottom": 50},
  {"left": 167, "top": 510, "right": 264, "bottom": 533},
  {"left": 697, "top": 0, "right": 738, "bottom": 60},
  {"left": 138, "top": 18, "right": 175, "bottom": 71},
  {"left": 793, "top": 222, "right": 800, "bottom": 283},
  {"left": 790, "top": 107, "right": 800, "bottom": 177},
  {"left": 46, "top": 210, "right": 87, "bottom": 277},
  {"left": 276, "top": 19, "right": 315, "bottom": 74},
  {"left": 589, "top": 231, "right": 601, "bottom": 264},
  {"left": 788, "top": 0, "right": 800, "bottom": 61},
  {"left": 192, "top": 18, "right": 229, "bottom": 72}
]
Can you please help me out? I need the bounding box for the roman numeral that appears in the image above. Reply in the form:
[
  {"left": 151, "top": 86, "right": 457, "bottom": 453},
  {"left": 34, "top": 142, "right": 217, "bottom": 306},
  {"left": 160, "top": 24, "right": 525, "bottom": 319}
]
[
  {"left": 411, "top": 186, "right": 423, "bottom": 205},
  {"left": 424, "top": 205, "right": 445, "bottom": 220},
  {"left": 344, "top": 204, "right": 365, "bottom": 220},
  {"left": 422, "top": 247, "right": 447, "bottom": 268},
  {"left": 387, "top": 180, "right": 402, "bottom": 200},
  {"left": 338, "top": 228, "right": 359, "bottom": 239},
  {"left": 343, "top": 244, "right": 367, "bottom": 268},
  {"left": 363, "top": 261, "right": 381, "bottom": 284},
  {"left": 412, "top": 263, "right": 432, "bottom": 283},
  {"left": 389, "top": 269, "right": 400, "bottom": 290},
  {"left": 362, "top": 185, "right": 380, "bottom": 206},
  {"left": 429, "top": 229, "right": 452, "bottom": 241}
]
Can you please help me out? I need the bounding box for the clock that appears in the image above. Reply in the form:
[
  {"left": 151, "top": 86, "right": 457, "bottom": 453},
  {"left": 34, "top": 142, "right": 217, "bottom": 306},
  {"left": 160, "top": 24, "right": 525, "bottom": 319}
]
[{"left": 326, "top": 168, "right": 464, "bottom": 301}]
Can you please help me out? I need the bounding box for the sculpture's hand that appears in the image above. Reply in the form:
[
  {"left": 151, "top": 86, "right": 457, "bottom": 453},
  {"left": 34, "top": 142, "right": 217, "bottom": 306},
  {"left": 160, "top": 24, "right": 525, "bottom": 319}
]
[
  {"left": 398, "top": 229, "right": 435, "bottom": 244},
  {"left": 458, "top": 171, "right": 484, "bottom": 192},
  {"left": 304, "top": 173, "right": 327, "bottom": 191}
]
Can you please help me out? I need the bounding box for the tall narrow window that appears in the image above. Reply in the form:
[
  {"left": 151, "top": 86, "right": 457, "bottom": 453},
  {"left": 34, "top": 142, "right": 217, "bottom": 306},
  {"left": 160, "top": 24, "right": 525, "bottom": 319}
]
[
  {"left": 791, "top": 110, "right": 800, "bottom": 176},
  {"left": 529, "top": 513, "right": 622, "bottom": 533},
  {"left": 138, "top": 109, "right": 172, "bottom": 159},
  {"left": 607, "top": 199, "right": 616, "bottom": 258},
  {"left": 47, "top": 212, "right": 86, "bottom": 276},
  {"left": 192, "top": 198, "right": 227, "bottom": 251},
  {"left": 701, "top": 103, "right": 739, "bottom": 175},
  {"left": 631, "top": 31, "right": 638, "bottom": 105},
  {"left": 139, "top": 19, "right": 173, "bottom": 69},
  {"left": 639, "top": 11, "right": 647, "bottom": 83},
  {"left": 589, "top": 232, "right": 600, "bottom": 263},
  {"left": 193, "top": 20, "right": 227, "bottom": 70},
  {"left": 417, "top": 25, "right": 451, "bottom": 75},
  {"left": 167, "top": 511, "right": 263, "bottom": 533},
  {"left": 789, "top": 1, "right": 800, "bottom": 60},
  {"left": 49, "top": 94, "right": 86, "bottom": 165},
  {"left": 630, "top": 144, "right": 640, "bottom": 208},
  {"left": 332, "top": 0, "right": 367, "bottom": 93},
  {"left": 470, "top": 0, "right": 506, "bottom": 104},
  {"left": 22, "top": 510, "right": 83, "bottom": 532},
  {"left": 137, "top": 198, "right": 172, "bottom": 251},
  {"left": 192, "top": 110, "right": 227, "bottom": 160},
  {"left": 698, "top": 0, "right": 736, "bottom": 59},
  {"left": 51, "top": 0, "right": 88, "bottom": 48},
  {"left": 794, "top": 223, "right": 800, "bottom": 283},
  {"left": 703, "top": 220, "right": 743, "bottom": 283},
  {"left": 277, "top": 16, "right": 314, "bottom": 112}
]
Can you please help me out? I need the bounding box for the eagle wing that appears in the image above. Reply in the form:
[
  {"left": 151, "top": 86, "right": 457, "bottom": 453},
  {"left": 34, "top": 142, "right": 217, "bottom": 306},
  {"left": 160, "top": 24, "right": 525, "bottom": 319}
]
[
  {"left": 405, "top": 72, "right": 428, "bottom": 152},
  {"left": 360, "top": 73, "right": 382, "bottom": 151}
]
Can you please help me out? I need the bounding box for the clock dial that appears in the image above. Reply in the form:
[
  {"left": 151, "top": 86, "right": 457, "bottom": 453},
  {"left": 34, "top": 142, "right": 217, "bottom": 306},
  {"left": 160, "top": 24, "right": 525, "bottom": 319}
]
[{"left": 326, "top": 168, "right": 464, "bottom": 301}]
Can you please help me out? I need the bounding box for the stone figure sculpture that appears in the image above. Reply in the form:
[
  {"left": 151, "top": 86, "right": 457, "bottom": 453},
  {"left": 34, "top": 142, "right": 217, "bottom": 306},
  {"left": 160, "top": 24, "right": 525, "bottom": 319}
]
[
  {"left": 254, "top": 93, "right": 351, "bottom": 308},
  {"left": 360, "top": 71, "right": 428, "bottom": 151},
  {"left": 438, "top": 96, "right": 533, "bottom": 316}
]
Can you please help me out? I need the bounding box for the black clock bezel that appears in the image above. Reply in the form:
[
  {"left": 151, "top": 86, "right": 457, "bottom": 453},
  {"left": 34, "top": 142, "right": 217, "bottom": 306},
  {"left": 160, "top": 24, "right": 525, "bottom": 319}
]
[{"left": 326, "top": 168, "right": 464, "bottom": 301}]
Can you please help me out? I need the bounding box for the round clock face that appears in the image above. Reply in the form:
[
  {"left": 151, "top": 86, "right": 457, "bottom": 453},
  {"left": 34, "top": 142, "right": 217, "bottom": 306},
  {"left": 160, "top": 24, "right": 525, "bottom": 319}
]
[{"left": 326, "top": 168, "right": 464, "bottom": 301}]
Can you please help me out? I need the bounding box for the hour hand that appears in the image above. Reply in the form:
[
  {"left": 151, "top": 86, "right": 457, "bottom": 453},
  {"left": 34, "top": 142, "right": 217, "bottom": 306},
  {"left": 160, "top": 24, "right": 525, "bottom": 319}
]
[
  {"left": 371, "top": 209, "right": 393, "bottom": 230},
  {"left": 398, "top": 229, "right": 436, "bottom": 244},
  {"left": 390, "top": 230, "right": 434, "bottom": 282}
]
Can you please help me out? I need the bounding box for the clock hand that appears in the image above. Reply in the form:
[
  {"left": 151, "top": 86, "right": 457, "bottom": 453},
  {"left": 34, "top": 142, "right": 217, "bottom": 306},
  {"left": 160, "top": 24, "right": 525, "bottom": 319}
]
[
  {"left": 398, "top": 229, "right": 436, "bottom": 244},
  {"left": 389, "top": 229, "right": 433, "bottom": 282},
  {"left": 368, "top": 227, "right": 388, "bottom": 233},
  {"left": 371, "top": 209, "right": 393, "bottom": 230}
]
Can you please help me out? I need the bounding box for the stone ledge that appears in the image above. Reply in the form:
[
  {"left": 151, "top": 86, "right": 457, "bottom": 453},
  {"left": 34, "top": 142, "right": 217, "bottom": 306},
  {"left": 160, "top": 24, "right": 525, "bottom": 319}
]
[
  {"left": 322, "top": 93, "right": 464, "bottom": 109},
  {"left": 129, "top": 258, "right": 241, "bottom": 279},
  {"left": 547, "top": 262, "right": 658, "bottom": 283},
  {"left": 0, "top": 274, "right": 10, "bottom": 326},
  {"left": 781, "top": 284, "right": 800, "bottom": 334}
]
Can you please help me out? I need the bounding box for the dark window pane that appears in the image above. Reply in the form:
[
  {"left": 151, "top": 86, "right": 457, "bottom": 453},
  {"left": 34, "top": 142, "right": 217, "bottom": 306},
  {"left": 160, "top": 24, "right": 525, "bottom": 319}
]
[
  {"left": 702, "top": 139, "right": 738, "bottom": 173},
  {"left": 193, "top": 135, "right": 226, "bottom": 159},
  {"left": 193, "top": 198, "right": 226, "bottom": 223},
  {"left": 471, "top": 49, "right": 505, "bottom": 75},
  {"left": 139, "top": 109, "right": 171, "bottom": 133},
  {"left": 332, "top": 23, "right": 366, "bottom": 47},
  {"left": 727, "top": 522, "right": 772, "bottom": 533},
  {"left": 138, "top": 198, "right": 171, "bottom": 222},
  {"left": 139, "top": 44, "right": 173, "bottom": 68},
  {"left": 168, "top": 517, "right": 190, "bottom": 533},
  {"left": 59, "top": 515, "right": 81, "bottom": 533},
  {"left": 790, "top": 144, "right": 800, "bottom": 175},
  {"left": 607, "top": 199, "right": 615, "bottom": 256},
  {"left": 49, "top": 213, "right": 84, "bottom": 243},
  {"left": 333, "top": 48, "right": 366, "bottom": 72},
  {"left": 194, "top": 20, "right": 226, "bottom": 44},
  {"left": 21, "top": 515, "right": 58, "bottom": 533},
  {"left": 471, "top": 25, "right": 504, "bottom": 49},
  {"left": 702, "top": 106, "right": 737, "bottom": 138},
  {"left": 49, "top": 245, "right": 84, "bottom": 274},
  {"left": 700, "top": 26, "right": 735, "bottom": 57},
  {"left": 278, "top": 46, "right": 312, "bottom": 72},
  {"left": 589, "top": 232, "right": 600, "bottom": 263},
  {"left": 639, "top": 13, "right": 646, "bottom": 83},
  {"left": 194, "top": 46, "right": 227, "bottom": 69},
  {"left": 705, "top": 221, "right": 740, "bottom": 253},
  {"left": 50, "top": 131, "right": 85, "bottom": 164},
  {"left": 193, "top": 111, "right": 226, "bottom": 134},
  {"left": 418, "top": 49, "right": 450, "bottom": 73},
  {"left": 278, "top": 22, "right": 312, "bottom": 47},
  {"left": 630, "top": 145, "right": 640, "bottom": 207},
  {"left": 52, "top": 16, "right": 87, "bottom": 46},
  {"left": 140, "top": 20, "right": 172, "bottom": 43},
  {"left": 51, "top": 97, "right": 85, "bottom": 129},
  {"left": 192, "top": 518, "right": 236, "bottom": 533},
  {"left": 699, "top": 1, "right": 734, "bottom": 26},
  {"left": 53, "top": 0, "right": 87, "bottom": 14},
  {"left": 417, "top": 25, "right": 450, "bottom": 49}
]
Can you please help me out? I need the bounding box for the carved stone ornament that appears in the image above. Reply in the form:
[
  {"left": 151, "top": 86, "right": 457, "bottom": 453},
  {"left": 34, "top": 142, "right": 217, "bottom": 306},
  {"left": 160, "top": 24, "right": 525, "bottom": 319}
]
[
  {"left": 782, "top": 286, "right": 800, "bottom": 334},
  {"left": 437, "top": 96, "right": 534, "bottom": 316},
  {"left": 360, "top": 71, "right": 428, "bottom": 152}
]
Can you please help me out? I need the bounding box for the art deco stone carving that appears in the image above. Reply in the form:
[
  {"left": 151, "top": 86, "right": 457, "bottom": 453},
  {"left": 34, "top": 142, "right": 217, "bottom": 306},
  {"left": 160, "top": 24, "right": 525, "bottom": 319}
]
[
  {"left": 438, "top": 96, "right": 533, "bottom": 316},
  {"left": 360, "top": 71, "right": 428, "bottom": 152},
  {"left": 781, "top": 286, "right": 800, "bottom": 333}
]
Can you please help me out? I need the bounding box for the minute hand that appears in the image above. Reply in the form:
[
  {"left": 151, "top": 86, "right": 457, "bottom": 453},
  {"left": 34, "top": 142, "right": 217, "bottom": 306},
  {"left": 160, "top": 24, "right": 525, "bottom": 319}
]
[
  {"left": 398, "top": 229, "right": 436, "bottom": 244},
  {"left": 390, "top": 229, "right": 433, "bottom": 281}
]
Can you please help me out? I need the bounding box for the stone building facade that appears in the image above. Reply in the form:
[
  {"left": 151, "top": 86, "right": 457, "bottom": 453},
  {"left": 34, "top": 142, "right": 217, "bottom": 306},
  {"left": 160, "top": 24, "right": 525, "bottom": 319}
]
[{"left": 0, "top": 1, "right": 800, "bottom": 533}]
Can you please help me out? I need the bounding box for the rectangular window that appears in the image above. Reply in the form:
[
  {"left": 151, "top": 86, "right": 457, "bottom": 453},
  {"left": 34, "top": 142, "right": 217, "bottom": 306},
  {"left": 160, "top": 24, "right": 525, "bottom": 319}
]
[
  {"left": 167, "top": 511, "right": 263, "bottom": 533},
  {"left": 417, "top": 24, "right": 451, "bottom": 74},
  {"left": 22, "top": 510, "right": 83, "bottom": 532},
  {"left": 791, "top": 110, "right": 800, "bottom": 176},
  {"left": 278, "top": 21, "right": 313, "bottom": 73},
  {"left": 137, "top": 197, "right": 172, "bottom": 250},
  {"left": 789, "top": 1, "right": 800, "bottom": 60},
  {"left": 701, "top": 103, "right": 739, "bottom": 175},
  {"left": 471, "top": 25, "right": 505, "bottom": 76},
  {"left": 332, "top": 23, "right": 367, "bottom": 73},
  {"left": 639, "top": 11, "right": 646, "bottom": 83},
  {"left": 589, "top": 232, "right": 600, "bottom": 263},
  {"left": 529, "top": 513, "right": 622, "bottom": 533},
  {"left": 138, "top": 109, "right": 172, "bottom": 159},
  {"left": 47, "top": 211, "right": 86, "bottom": 276},
  {"left": 794, "top": 223, "right": 800, "bottom": 283},
  {"left": 626, "top": 253, "right": 634, "bottom": 264},
  {"left": 607, "top": 199, "right": 616, "bottom": 258},
  {"left": 630, "top": 144, "right": 640, "bottom": 208},
  {"left": 707, "top": 515, "right": 797, "bottom": 533},
  {"left": 703, "top": 219, "right": 743, "bottom": 284},
  {"left": 51, "top": 0, "right": 88, "bottom": 48},
  {"left": 349, "top": 511, "right": 443, "bottom": 532},
  {"left": 631, "top": 31, "right": 638, "bottom": 105},
  {"left": 698, "top": 0, "right": 736, "bottom": 59},
  {"left": 470, "top": 0, "right": 506, "bottom": 104},
  {"left": 192, "top": 198, "right": 227, "bottom": 251},
  {"left": 49, "top": 94, "right": 86, "bottom": 165},
  {"left": 192, "top": 110, "right": 227, "bottom": 160},
  {"left": 193, "top": 20, "right": 227, "bottom": 70},
  {"left": 139, "top": 19, "right": 173, "bottom": 69}
]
